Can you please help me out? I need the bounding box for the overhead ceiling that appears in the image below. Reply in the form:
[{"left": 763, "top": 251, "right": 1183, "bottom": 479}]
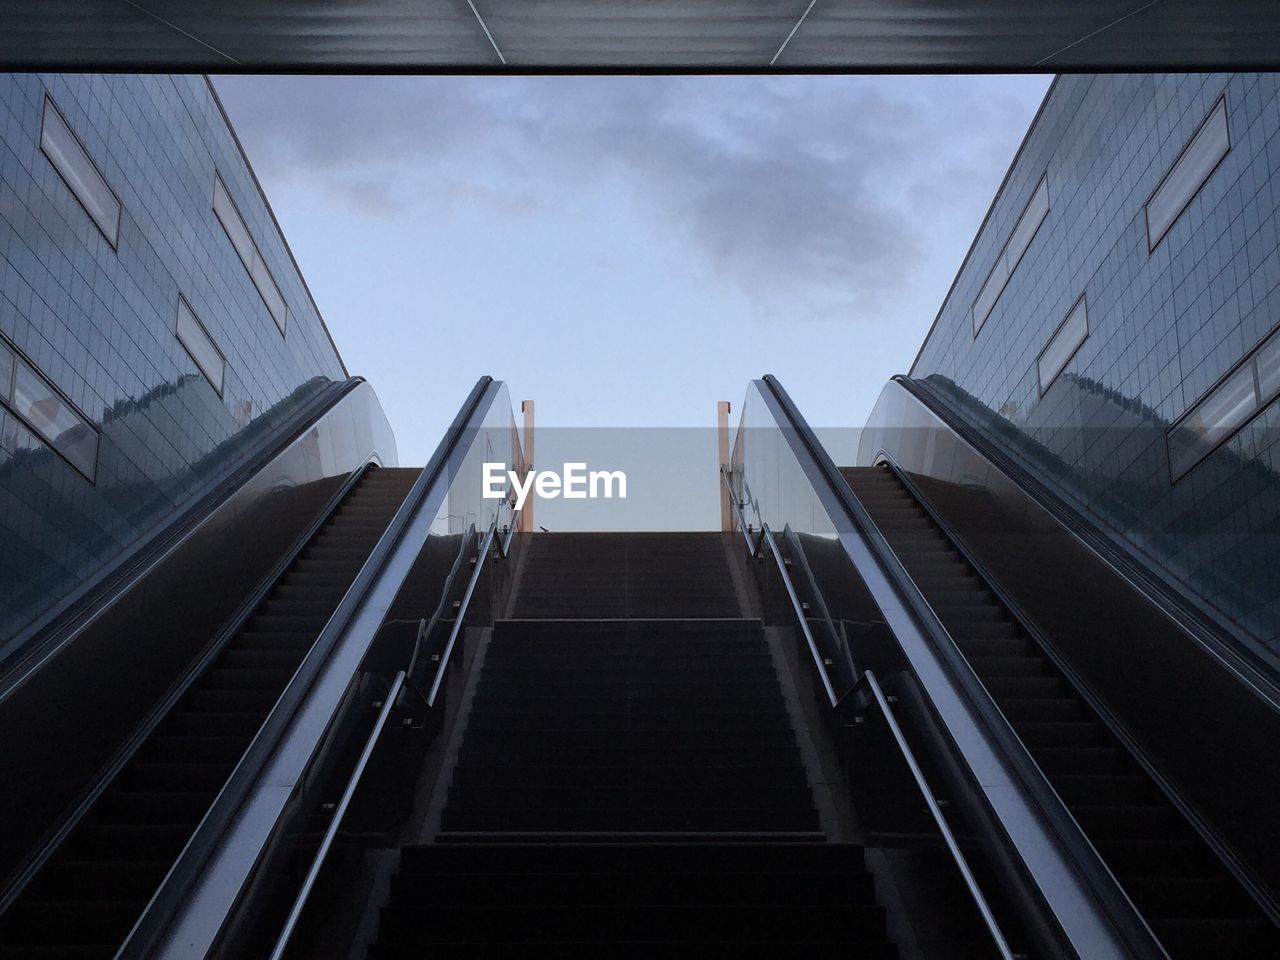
[{"left": 1, "top": 0, "right": 1278, "bottom": 71}]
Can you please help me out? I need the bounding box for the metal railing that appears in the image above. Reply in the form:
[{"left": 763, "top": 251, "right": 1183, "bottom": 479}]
[
  {"left": 861, "top": 669, "right": 1017, "bottom": 960},
  {"left": 749, "top": 373, "right": 1166, "bottom": 960},
  {"left": 426, "top": 516, "right": 498, "bottom": 706},
  {"left": 722, "top": 462, "right": 1016, "bottom": 957},
  {"left": 269, "top": 440, "right": 523, "bottom": 960},
  {"left": 721, "top": 466, "right": 838, "bottom": 705},
  {"left": 267, "top": 670, "right": 412, "bottom": 960},
  {"left": 404, "top": 522, "right": 478, "bottom": 693},
  {"left": 118, "top": 376, "right": 501, "bottom": 960}
]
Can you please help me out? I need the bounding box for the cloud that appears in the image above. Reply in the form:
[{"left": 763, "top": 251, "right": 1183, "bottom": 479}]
[{"left": 213, "top": 74, "right": 1044, "bottom": 323}]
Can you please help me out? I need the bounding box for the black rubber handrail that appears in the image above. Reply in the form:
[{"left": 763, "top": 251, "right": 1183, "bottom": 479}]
[
  {"left": 117, "top": 375, "right": 499, "bottom": 960},
  {"left": 758, "top": 373, "right": 1167, "bottom": 960}
]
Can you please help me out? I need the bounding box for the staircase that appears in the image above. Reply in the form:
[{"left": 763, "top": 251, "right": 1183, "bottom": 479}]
[
  {"left": 512, "top": 532, "right": 741, "bottom": 618},
  {"left": 366, "top": 531, "right": 897, "bottom": 956},
  {"left": 443, "top": 618, "right": 817, "bottom": 833},
  {"left": 842, "top": 464, "right": 1280, "bottom": 959},
  {"left": 369, "top": 843, "right": 892, "bottom": 958},
  {"left": 0, "top": 466, "right": 419, "bottom": 960}
]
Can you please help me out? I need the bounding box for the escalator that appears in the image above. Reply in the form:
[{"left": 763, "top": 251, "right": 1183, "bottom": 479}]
[
  {"left": 0, "top": 466, "right": 419, "bottom": 958},
  {"left": 7, "top": 368, "right": 1274, "bottom": 959},
  {"left": 842, "top": 464, "right": 1280, "bottom": 959},
  {"left": 725, "top": 373, "right": 1280, "bottom": 959}
]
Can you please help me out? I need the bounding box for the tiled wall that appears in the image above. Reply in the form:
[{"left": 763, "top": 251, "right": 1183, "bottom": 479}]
[
  {"left": 0, "top": 74, "right": 348, "bottom": 660},
  {"left": 910, "top": 73, "right": 1280, "bottom": 666}
]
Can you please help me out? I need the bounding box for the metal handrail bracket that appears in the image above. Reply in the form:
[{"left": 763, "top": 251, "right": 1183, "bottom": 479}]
[
  {"left": 721, "top": 465, "right": 836, "bottom": 701},
  {"left": 405, "top": 522, "right": 477, "bottom": 687}
]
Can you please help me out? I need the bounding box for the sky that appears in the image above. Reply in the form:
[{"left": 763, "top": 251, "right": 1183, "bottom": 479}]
[{"left": 213, "top": 75, "right": 1051, "bottom": 475}]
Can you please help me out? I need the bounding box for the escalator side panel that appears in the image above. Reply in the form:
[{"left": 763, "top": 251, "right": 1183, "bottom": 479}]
[
  {"left": 859, "top": 377, "right": 1280, "bottom": 905},
  {"left": 0, "top": 382, "right": 396, "bottom": 898},
  {"left": 844, "top": 464, "right": 1280, "bottom": 959},
  {"left": 0, "top": 467, "right": 418, "bottom": 959}
]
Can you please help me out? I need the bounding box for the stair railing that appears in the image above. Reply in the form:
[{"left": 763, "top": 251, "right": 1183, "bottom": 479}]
[
  {"left": 861, "top": 669, "right": 1017, "bottom": 960},
  {"left": 119, "top": 376, "right": 510, "bottom": 960},
  {"left": 722, "top": 466, "right": 838, "bottom": 705},
  {"left": 723, "top": 459, "right": 1016, "bottom": 955},
  {"left": 426, "top": 515, "right": 498, "bottom": 707},
  {"left": 266, "top": 669, "right": 410, "bottom": 960},
  {"left": 268, "top": 419, "right": 523, "bottom": 960}
]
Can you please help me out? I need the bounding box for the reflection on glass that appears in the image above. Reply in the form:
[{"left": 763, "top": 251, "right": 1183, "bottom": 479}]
[
  {"left": 213, "top": 174, "right": 254, "bottom": 269},
  {"left": 1255, "top": 329, "right": 1280, "bottom": 400},
  {"left": 1037, "top": 297, "right": 1089, "bottom": 394},
  {"left": 213, "top": 172, "right": 288, "bottom": 336},
  {"left": 11, "top": 357, "right": 98, "bottom": 480},
  {"left": 176, "top": 298, "right": 225, "bottom": 395},
  {"left": 1006, "top": 175, "right": 1050, "bottom": 269},
  {"left": 0, "top": 340, "right": 13, "bottom": 399},
  {"left": 1169, "top": 362, "right": 1256, "bottom": 479},
  {"left": 973, "top": 173, "right": 1050, "bottom": 336},
  {"left": 251, "top": 252, "right": 288, "bottom": 335},
  {"left": 40, "top": 96, "right": 121, "bottom": 247},
  {"left": 1146, "top": 97, "right": 1230, "bottom": 248}
]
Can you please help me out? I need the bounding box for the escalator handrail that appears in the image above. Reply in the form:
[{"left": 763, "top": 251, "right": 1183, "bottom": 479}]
[
  {"left": 0, "top": 455, "right": 379, "bottom": 920},
  {"left": 756, "top": 373, "right": 1167, "bottom": 960},
  {"left": 862, "top": 669, "right": 1016, "bottom": 960},
  {"left": 741, "top": 460, "right": 1012, "bottom": 957},
  {"left": 894, "top": 374, "right": 1280, "bottom": 710},
  {"left": 276, "top": 427, "right": 522, "bottom": 957},
  {"left": 117, "top": 375, "right": 500, "bottom": 960},
  {"left": 267, "top": 670, "right": 407, "bottom": 960}
]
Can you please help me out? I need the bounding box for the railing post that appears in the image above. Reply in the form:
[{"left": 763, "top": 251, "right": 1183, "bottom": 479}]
[
  {"left": 717, "top": 400, "right": 731, "bottom": 532},
  {"left": 520, "top": 399, "right": 535, "bottom": 533}
]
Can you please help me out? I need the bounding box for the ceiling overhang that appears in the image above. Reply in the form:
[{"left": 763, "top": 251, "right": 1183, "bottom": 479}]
[{"left": 1, "top": 0, "right": 1278, "bottom": 72}]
